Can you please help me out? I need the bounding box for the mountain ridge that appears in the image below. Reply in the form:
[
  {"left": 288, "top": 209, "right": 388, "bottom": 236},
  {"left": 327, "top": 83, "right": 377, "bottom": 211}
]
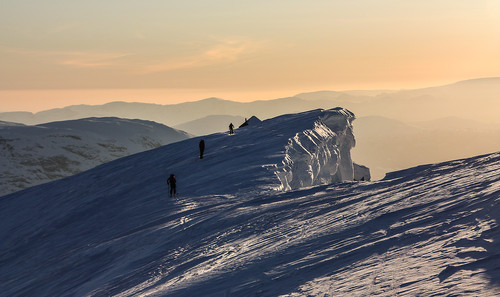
[
  {"left": 1, "top": 108, "right": 499, "bottom": 296},
  {"left": 2, "top": 77, "right": 499, "bottom": 126}
]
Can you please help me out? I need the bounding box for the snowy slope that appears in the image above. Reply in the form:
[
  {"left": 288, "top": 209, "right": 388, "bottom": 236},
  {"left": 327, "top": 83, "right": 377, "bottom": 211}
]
[
  {"left": 2, "top": 78, "right": 499, "bottom": 182},
  {"left": 1, "top": 108, "right": 500, "bottom": 296},
  {"left": 0, "top": 117, "right": 190, "bottom": 196}
]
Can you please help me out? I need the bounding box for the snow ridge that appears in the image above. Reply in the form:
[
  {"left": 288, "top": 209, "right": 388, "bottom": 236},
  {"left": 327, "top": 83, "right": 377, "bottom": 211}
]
[
  {"left": 0, "top": 108, "right": 383, "bottom": 296},
  {"left": 275, "top": 108, "right": 358, "bottom": 190}
]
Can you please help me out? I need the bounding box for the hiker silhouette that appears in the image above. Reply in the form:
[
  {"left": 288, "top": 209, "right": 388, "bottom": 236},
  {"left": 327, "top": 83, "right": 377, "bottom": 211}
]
[
  {"left": 199, "top": 139, "right": 205, "bottom": 159},
  {"left": 166, "top": 174, "right": 177, "bottom": 197},
  {"left": 239, "top": 118, "right": 249, "bottom": 128}
]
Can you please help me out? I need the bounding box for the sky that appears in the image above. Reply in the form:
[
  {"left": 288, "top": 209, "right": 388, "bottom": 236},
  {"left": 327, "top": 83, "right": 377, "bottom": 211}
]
[{"left": 1, "top": 0, "right": 499, "bottom": 112}]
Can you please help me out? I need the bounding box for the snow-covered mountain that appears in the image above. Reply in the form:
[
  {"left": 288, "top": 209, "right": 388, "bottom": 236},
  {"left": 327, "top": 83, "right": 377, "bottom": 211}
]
[
  {"left": 0, "top": 117, "right": 190, "bottom": 196},
  {"left": 2, "top": 108, "right": 499, "bottom": 296},
  {"left": 2, "top": 78, "right": 499, "bottom": 181}
]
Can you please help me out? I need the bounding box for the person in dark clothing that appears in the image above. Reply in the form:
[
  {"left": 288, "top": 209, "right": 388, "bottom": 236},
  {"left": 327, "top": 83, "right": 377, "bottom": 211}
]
[
  {"left": 239, "top": 118, "right": 248, "bottom": 128},
  {"left": 229, "top": 123, "right": 234, "bottom": 135},
  {"left": 199, "top": 139, "right": 205, "bottom": 159},
  {"left": 167, "top": 174, "right": 177, "bottom": 197}
]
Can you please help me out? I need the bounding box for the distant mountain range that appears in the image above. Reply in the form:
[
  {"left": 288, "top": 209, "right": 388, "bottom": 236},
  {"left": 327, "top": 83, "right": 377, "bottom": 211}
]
[
  {"left": 1, "top": 78, "right": 499, "bottom": 127},
  {"left": 1, "top": 77, "right": 498, "bottom": 181},
  {"left": 0, "top": 117, "right": 190, "bottom": 196},
  {"left": 174, "top": 115, "right": 246, "bottom": 136},
  {"left": 351, "top": 116, "right": 500, "bottom": 179}
]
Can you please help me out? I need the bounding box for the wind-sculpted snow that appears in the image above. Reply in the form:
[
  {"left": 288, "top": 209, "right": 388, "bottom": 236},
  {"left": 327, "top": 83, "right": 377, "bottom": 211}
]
[
  {"left": 275, "top": 108, "right": 358, "bottom": 190},
  {"left": 1, "top": 109, "right": 499, "bottom": 296}
]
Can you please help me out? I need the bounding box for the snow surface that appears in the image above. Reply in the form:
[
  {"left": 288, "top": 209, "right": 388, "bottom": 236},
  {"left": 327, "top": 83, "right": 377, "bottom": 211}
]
[
  {"left": 1, "top": 108, "right": 500, "bottom": 296},
  {"left": 275, "top": 109, "right": 359, "bottom": 190},
  {"left": 0, "top": 117, "right": 190, "bottom": 196}
]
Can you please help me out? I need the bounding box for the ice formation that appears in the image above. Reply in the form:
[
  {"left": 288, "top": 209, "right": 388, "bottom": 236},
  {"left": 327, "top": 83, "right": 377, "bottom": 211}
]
[{"left": 275, "top": 108, "right": 363, "bottom": 190}]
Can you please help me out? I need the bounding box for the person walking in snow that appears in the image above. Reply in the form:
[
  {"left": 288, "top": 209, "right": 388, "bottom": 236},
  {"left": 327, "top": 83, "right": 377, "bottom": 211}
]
[
  {"left": 229, "top": 123, "right": 234, "bottom": 135},
  {"left": 167, "top": 174, "right": 177, "bottom": 197},
  {"left": 239, "top": 118, "right": 249, "bottom": 128},
  {"left": 199, "top": 139, "right": 205, "bottom": 159}
]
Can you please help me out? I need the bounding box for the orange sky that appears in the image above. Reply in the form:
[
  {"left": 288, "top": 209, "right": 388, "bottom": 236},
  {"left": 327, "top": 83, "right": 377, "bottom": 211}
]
[{"left": 1, "top": 1, "right": 499, "bottom": 112}]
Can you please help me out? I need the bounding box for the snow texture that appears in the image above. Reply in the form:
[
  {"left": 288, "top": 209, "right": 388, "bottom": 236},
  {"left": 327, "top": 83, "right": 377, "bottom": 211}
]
[
  {"left": 0, "top": 117, "right": 190, "bottom": 196},
  {"left": 2, "top": 108, "right": 500, "bottom": 297},
  {"left": 275, "top": 108, "right": 357, "bottom": 190}
]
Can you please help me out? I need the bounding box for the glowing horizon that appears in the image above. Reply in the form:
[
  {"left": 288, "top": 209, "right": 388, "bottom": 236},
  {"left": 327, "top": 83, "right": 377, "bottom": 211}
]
[
  {"left": 1, "top": 1, "right": 499, "bottom": 112},
  {"left": 0, "top": 76, "right": 477, "bottom": 113}
]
